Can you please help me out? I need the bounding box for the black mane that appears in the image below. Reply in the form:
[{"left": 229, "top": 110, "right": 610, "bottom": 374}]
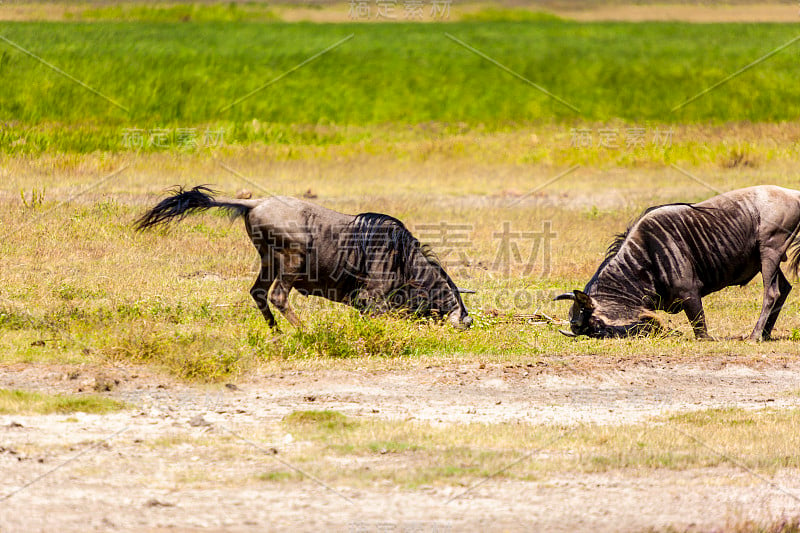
[
  {"left": 604, "top": 203, "right": 716, "bottom": 261},
  {"left": 589, "top": 202, "right": 715, "bottom": 289},
  {"left": 347, "top": 212, "right": 461, "bottom": 316},
  {"left": 351, "top": 212, "right": 443, "bottom": 272}
]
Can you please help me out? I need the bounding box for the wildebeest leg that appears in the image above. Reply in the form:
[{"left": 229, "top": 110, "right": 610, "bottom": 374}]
[
  {"left": 270, "top": 279, "right": 302, "bottom": 328},
  {"left": 250, "top": 273, "right": 277, "bottom": 328},
  {"left": 683, "top": 296, "right": 712, "bottom": 340},
  {"left": 762, "top": 269, "right": 792, "bottom": 340},
  {"left": 751, "top": 260, "right": 790, "bottom": 341}
]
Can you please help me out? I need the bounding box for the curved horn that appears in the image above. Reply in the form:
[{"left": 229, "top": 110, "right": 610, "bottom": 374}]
[
  {"left": 558, "top": 329, "right": 577, "bottom": 337},
  {"left": 457, "top": 288, "right": 477, "bottom": 294},
  {"left": 554, "top": 292, "right": 575, "bottom": 301}
]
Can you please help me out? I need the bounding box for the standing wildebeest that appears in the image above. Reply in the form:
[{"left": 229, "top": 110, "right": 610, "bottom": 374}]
[
  {"left": 555, "top": 185, "right": 800, "bottom": 341},
  {"left": 136, "top": 186, "right": 473, "bottom": 330}
]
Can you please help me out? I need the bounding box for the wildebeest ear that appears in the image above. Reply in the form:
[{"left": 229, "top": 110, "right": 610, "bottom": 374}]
[
  {"left": 573, "top": 290, "right": 595, "bottom": 310},
  {"left": 554, "top": 290, "right": 595, "bottom": 311}
]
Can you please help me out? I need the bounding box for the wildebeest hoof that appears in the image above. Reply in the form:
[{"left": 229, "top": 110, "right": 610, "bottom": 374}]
[
  {"left": 452, "top": 319, "right": 472, "bottom": 331},
  {"left": 695, "top": 334, "right": 716, "bottom": 342},
  {"left": 447, "top": 310, "right": 473, "bottom": 330}
]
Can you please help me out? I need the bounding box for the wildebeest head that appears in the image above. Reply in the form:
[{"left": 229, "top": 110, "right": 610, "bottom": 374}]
[
  {"left": 554, "top": 211, "right": 669, "bottom": 339},
  {"left": 392, "top": 244, "right": 473, "bottom": 330},
  {"left": 422, "top": 261, "right": 473, "bottom": 331},
  {"left": 554, "top": 289, "right": 658, "bottom": 338}
]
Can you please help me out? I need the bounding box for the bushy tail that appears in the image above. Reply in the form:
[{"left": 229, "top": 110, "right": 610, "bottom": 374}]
[{"left": 135, "top": 185, "right": 254, "bottom": 230}]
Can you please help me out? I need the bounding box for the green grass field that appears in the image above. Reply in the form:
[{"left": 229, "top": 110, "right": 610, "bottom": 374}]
[{"left": 1, "top": 18, "right": 800, "bottom": 153}]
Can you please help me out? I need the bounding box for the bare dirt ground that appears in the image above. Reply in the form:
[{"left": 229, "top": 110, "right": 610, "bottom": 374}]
[{"left": 3, "top": 357, "right": 800, "bottom": 532}]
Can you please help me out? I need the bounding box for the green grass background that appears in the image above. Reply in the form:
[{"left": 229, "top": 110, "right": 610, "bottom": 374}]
[{"left": 1, "top": 19, "right": 800, "bottom": 152}]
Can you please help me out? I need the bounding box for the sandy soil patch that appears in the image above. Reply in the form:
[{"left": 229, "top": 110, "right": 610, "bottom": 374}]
[{"left": 2, "top": 358, "right": 800, "bottom": 531}]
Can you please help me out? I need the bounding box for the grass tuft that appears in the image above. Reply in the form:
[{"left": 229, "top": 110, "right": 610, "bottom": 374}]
[
  {"left": 0, "top": 388, "right": 127, "bottom": 415},
  {"left": 283, "top": 410, "right": 355, "bottom": 432},
  {"left": 99, "top": 324, "right": 244, "bottom": 381},
  {"left": 269, "top": 308, "right": 417, "bottom": 359}
]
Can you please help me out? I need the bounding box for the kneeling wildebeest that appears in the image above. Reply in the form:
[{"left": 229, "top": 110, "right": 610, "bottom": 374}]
[
  {"left": 555, "top": 185, "right": 800, "bottom": 341},
  {"left": 136, "top": 186, "right": 473, "bottom": 330}
]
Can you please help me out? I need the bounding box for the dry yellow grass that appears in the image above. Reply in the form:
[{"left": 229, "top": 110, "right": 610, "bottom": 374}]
[
  {"left": 54, "top": 406, "right": 800, "bottom": 488},
  {"left": 3, "top": 123, "right": 800, "bottom": 378},
  {"left": 270, "top": 407, "right": 800, "bottom": 484}
]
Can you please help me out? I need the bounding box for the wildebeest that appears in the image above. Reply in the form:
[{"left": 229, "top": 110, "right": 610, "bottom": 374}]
[
  {"left": 555, "top": 185, "right": 800, "bottom": 341},
  {"left": 135, "top": 186, "right": 473, "bottom": 330}
]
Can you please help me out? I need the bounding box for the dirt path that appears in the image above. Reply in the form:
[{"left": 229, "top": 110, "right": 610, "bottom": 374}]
[{"left": 2, "top": 358, "right": 800, "bottom": 532}]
